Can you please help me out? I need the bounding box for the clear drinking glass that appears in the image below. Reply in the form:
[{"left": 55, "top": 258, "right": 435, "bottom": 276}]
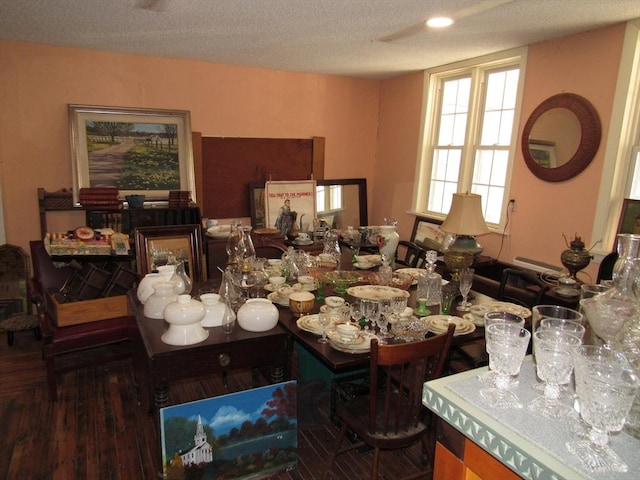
[
  {"left": 480, "top": 323, "right": 530, "bottom": 409},
  {"left": 529, "top": 329, "right": 582, "bottom": 419},
  {"left": 458, "top": 268, "right": 474, "bottom": 311},
  {"left": 566, "top": 345, "right": 640, "bottom": 473},
  {"left": 377, "top": 299, "right": 393, "bottom": 343},
  {"left": 362, "top": 299, "right": 380, "bottom": 333},
  {"left": 477, "top": 312, "right": 525, "bottom": 386},
  {"left": 580, "top": 296, "right": 634, "bottom": 349}
]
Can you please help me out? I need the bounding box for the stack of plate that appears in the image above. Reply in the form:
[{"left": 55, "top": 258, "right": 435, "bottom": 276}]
[
  {"left": 296, "top": 314, "right": 326, "bottom": 335},
  {"left": 327, "top": 330, "right": 377, "bottom": 354},
  {"left": 428, "top": 315, "right": 476, "bottom": 336}
]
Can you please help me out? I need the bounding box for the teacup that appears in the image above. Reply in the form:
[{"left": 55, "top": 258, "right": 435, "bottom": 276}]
[
  {"left": 298, "top": 275, "right": 316, "bottom": 289},
  {"left": 336, "top": 322, "right": 360, "bottom": 341},
  {"left": 297, "top": 232, "right": 311, "bottom": 242},
  {"left": 289, "top": 291, "right": 315, "bottom": 317},
  {"left": 268, "top": 276, "right": 286, "bottom": 288},
  {"left": 325, "top": 296, "right": 346, "bottom": 309}
]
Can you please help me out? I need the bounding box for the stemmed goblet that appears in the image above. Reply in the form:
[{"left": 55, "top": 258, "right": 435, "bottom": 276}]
[
  {"left": 349, "top": 300, "right": 363, "bottom": 327},
  {"left": 480, "top": 323, "right": 530, "bottom": 409},
  {"left": 457, "top": 268, "right": 474, "bottom": 311},
  {"left": 361, "top": 299, "right": 380, "bottom": 334},
  {"left": 317, "top": 312, "right": 331, "bottom": 344},
  {"left": 377, "top": 299, "right": 394, "bottom": 343},
  {"left": 580, "top": 297, "right": 634, "bottom": 349},
  {"left": 566, "top": 345, "right": 639, "bottom": 473},
  {"left": 529, "top": 329, "right": 581, "bottom": 419}
]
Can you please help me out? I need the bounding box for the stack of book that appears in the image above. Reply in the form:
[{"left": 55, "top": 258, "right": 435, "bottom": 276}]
[
  {"left": 79, "top": 188, "right": 123, "bottom": 210},
  {"left": 168, "top": 190, "right": 192, "bottom": 208}
]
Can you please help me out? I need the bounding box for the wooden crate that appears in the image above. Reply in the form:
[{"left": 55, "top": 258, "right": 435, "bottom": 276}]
[{"left": 47, "top": 292, "right": 128, "bottom": 327}]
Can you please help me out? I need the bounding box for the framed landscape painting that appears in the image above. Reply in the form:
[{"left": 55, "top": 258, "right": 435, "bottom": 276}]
[
  {"left": 160, "top": 381, "right": 298, "bottom": 479},
  {"left": 69, "top": 104, "right": 195, "bottom": 204}
]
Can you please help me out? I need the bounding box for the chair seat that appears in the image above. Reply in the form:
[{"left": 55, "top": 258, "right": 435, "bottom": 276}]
[
  {"left": 43, "top": 315, "right": 132, "bottom": 354},
  {"left": 340, "top": 395, "right": 428, "bottom": 449},
  {"left": 0, "top": 312, "right": 39, "bottom": 331}
]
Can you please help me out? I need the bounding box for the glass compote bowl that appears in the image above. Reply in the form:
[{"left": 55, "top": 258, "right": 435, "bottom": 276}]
[
  {"left": 480, "top": 323, "right": 530, "bottom": 409},
  {"left": 457, "top": 267, "right": 474, "bottom": 311},
  {"left": 529, "top": 329, "right": 582, "bottom": 419},
  {"left": 566, "top": 346, "right": 639, "bottom": 473},
  {"left": 580, "top": 297, "right": 634, "bottom": 348},
  {"left": 477, "top": 312, "right": 525, "bottom": 386}
]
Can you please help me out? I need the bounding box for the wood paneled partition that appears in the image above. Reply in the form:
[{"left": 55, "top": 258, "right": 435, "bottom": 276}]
[{"left": 198, "top": 136, "right": 325, "bottom": 220}]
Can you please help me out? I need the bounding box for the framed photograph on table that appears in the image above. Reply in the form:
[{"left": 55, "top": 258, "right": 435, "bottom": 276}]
[
  {"left": 69, "top": 104, "right": 195, "bottom": 205},
  {"left": 134, "top": 224, "right": 204, "bottom": 281},
  {"left": 616, "top": 199, "right": 640, "bottom": 236},
  {"left": 410, "top": 216, "right": 452, "bottom": 253}
]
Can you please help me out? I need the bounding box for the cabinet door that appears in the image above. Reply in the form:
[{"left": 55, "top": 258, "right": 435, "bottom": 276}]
[{"left": 433, "top": 442, "right": 465, "bottom": 480}]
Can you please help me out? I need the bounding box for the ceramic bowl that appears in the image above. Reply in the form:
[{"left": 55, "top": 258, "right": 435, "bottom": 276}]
[
  {"left": 289, "top": 290, "right": 315, "bottom": 317},
  {"left": 236, "top": 298, "right": 279, "bottom": 332}
]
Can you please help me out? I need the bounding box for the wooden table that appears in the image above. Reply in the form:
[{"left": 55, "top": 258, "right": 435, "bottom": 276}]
[{"left": 128, "top": 290, "right": 293, "bottom": 411}]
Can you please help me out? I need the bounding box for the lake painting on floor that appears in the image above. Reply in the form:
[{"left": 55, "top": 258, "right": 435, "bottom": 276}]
[{"left": 160, "top": 381, "right": 298, "bottom": 479}]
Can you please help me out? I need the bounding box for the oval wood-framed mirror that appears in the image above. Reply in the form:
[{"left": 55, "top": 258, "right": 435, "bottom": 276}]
[{"left": 521, "top": 93, "right": 601, "bottom": 182}]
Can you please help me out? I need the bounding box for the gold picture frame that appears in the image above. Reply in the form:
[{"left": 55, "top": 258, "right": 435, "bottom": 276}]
[{"left": 69, "top": 104, "right": 195, "bottom": 205}]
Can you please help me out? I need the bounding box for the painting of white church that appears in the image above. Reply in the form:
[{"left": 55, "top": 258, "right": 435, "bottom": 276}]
[{"left": 160, "top": 381, "right": 297, "bottom": 479}]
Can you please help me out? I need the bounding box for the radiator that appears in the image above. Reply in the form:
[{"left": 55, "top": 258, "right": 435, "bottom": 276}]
[{"left": 512, "top": 256, "right": 564, "bottom": 275}]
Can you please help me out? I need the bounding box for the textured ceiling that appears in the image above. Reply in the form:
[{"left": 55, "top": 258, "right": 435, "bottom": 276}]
[{"left": 1, "top": 0, "right": 640, "bottom": 79}]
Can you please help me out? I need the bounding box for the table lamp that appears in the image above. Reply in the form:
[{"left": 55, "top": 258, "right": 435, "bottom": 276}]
[{"left": 440, "top": 192, "right": 490, "bottom": 256}]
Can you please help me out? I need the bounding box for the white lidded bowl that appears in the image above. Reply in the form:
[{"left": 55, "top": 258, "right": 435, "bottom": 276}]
[{"left": 237, "top": 298, "right": 279, "bottom": 332}]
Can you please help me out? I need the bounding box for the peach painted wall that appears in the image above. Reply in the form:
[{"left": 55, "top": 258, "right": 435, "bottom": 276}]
[
  {"left": 375, "top": 24, "right": 626, "bottom": 281},
  {"left": 0, "top": 40, "right": 380, "bottom": 254}
]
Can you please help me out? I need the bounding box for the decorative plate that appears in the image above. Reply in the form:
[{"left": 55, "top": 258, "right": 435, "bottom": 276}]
[
  {"left": 354, "top": 254, "right": 382, "bottom": 265},
  {"left": 470, "top": 301, "right": 531, "bottom": 320},
  {"left": 206, "top": 225, "right": 232, "bottom": 239},
  {"left": 296, "top": 314, "right": 324, "bottom": 335},
  {"left": 395, "top": 268, "right": 423, "bottom": 280},
  {"left": 346, "top": 285, "right": 410, "bottom": 300},
  {"left": 353, "top": 262, "right": 375, "bottom": 269},
  {"left": 428, "top": 315, "right": 476, "bottom": 336}
]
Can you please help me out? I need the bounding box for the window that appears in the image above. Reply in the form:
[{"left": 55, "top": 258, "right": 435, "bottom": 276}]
[
  {"left": 414, "top": 50, "right": 526, "bottom": 229},
  {"left": 591, "top": 20, "right": 640, "bottom": 256},
  {"left": 316, "top": 185, "right": 343, "bottom": 213}
]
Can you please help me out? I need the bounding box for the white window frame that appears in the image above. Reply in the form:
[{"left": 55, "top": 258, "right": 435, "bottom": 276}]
[
  {"left": 590, "top": 19, "right": 640, "bottom": 260},
  {"left": 412, "top": 48, "right": 527, "bottom": 231}
]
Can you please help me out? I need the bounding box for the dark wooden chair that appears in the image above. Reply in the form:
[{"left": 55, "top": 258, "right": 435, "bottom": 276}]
[
  {"left": 29, "top": 240, "right": 135, "bottom": 401},
  {"left": 0, "top": 244, "right": 41, "bottom": 345},
  {"left": 597, "top": 251, "right": 618, "bottom": 283},
  {"left": 497, "top": 267, "right": 549, "bottom": 308},
  {"left": 452, "top": 267, "right": 549, "bottom": 370},
  {"left": 322, "top": 324, "right": 455, "bottom": 480},
  {"left": 395, "top": 240, "right": 426, "bottom": 268}
]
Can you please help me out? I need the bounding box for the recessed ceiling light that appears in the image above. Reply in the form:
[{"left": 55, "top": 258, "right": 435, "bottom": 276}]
[{"left": 426, "top": 16, "right": 454, "bottom": 28}]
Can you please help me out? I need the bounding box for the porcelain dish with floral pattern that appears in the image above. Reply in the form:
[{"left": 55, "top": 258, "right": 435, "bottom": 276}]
[
  {"left": 346, "top": 285, "right": 410, "bottom": 300},
  {"left": 428, "top": 315, "right": 476, "bottom": 336}
]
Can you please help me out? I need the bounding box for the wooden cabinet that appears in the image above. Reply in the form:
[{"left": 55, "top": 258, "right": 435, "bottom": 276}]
[{"left": 434, "top": 421, "right": 525, "bottom": 480}]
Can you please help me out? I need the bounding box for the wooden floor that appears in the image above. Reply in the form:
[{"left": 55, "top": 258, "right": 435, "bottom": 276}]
[{"left": 0, "top": 330, "right": 433, "bottom": 480}]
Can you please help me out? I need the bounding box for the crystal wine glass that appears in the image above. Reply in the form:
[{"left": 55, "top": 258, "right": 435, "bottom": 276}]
[
  {"left": 457, "top": 268, "right": 474, "bottom": 311},
  {"left": 349, "top": 300, "right": 363, "bottom": 326},
  {"left": 529, "top": 329, "right": 582, "bottom": 419},
  {"left": 361, "top": 299, "right": 380, "bottom": 334},
  {"left": 377, "top": 299, "right": 394, "bottom": 343},
  {"left": 566, "top": 345, "right": 639, "bottom": 473},
  {"left": 317, "top": 312, "right": 331, "bottom": 344},
  {"left": 480, "top": 323, "right": 530, "bottom": 409}
]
